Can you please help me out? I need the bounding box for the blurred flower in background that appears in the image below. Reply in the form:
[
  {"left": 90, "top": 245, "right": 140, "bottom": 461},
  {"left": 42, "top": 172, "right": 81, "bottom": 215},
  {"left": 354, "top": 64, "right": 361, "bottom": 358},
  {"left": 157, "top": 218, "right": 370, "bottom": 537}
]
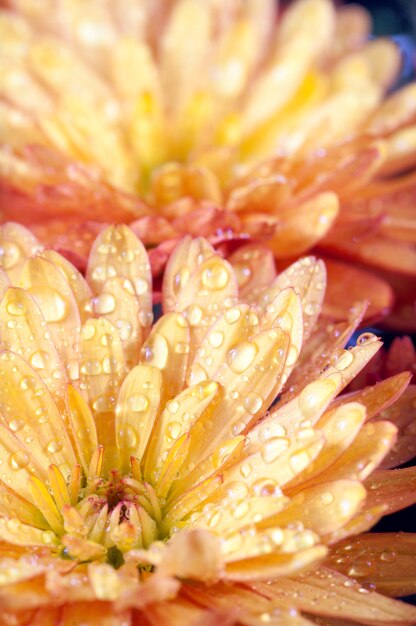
[{"left": 0, "top": 0, "right": 415, "bottom": 329}]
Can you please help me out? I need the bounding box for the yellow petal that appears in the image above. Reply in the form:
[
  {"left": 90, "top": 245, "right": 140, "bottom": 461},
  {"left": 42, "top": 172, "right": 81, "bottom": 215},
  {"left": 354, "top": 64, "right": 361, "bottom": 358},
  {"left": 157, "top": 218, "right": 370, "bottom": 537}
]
[
  {"left": 0, "top": 222, "right": 41, "bottom": 283},
  {"left": 162, "top": 235, "right": 215, "bottom": 312},
  {"left": 86, "top": 225, "right": 152, "bottom": 327},
  {"left": 66, "top": 384, "right": 98, "bottom": 473},
  {"left": 92, "top": 276, "right": 144, "bottom": 368},
  {"left": 143, "top": 380, "right": 219, "bottom": 483},
  {"left": 140, "top": 312, "right": 190, "bottom": 399},
  {"left": 0, "top": 287, "right": 67, "bottom": 404},
  {"left": 0, "top": 350, "right": 76, "bottom": 479},
  {"left": 18, "top": 255, "right": 81, "bottom": 377},
  {"left": 157, "top": 529, "right": 223, "bottom": 583},
  {"left": 269, "top": 480, "right": 366, "bottom": 536},
  {"left": 79, "top": 318, "right": 126, "bottom": 457},
  {"left": 115, "top": 364, "right": 163, "bottom": 473}
]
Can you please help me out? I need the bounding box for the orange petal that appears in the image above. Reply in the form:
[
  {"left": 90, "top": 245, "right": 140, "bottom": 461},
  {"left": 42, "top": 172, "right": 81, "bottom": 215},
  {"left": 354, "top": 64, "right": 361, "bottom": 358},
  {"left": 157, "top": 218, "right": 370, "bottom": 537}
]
[
  {"left": 327, "top": 533, "right": 416, "bottom": 599},
  {"left": 321, "top": 257, "right": 394, "bottom": 322}
]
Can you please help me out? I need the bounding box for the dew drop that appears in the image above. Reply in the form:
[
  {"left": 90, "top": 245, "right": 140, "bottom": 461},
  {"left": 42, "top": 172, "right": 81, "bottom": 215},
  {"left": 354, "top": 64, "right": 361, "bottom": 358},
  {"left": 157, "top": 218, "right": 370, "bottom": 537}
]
[
  {"left": 29, "top": 287, "right": 68, "bottom": 322},
  {"left": 208, "top": 330, "right": 224, "bottom": 348},
  {"left": 46, "top": 440, "right": 63, "bottom": 454},
  {"left": 334, "top": 350, "right": 354, "bottom": 370},
  {"left": 93, "top": 293, "right": 116, "bottom": 315},
  {"left": 243, "top": 392, "right": 263, "bottom": 415},
  {"left": 187, "top": 305, "right": 203, "bottom": 326},
  {"left": 298, "top": 379, "right": 337, "bottom": 418},
  {"left": 227, "top": 342, "right": 257, "bottom": 374},
  {"left": 80, "top": 359, "right": 102, "bottom": 376},
  {"left": 0, "top": 241, "right": 22, "bottom": 269},
  {"left": 128, "top": 394, "right": 149, "bottom": 412},
  {"left": 261, "top": 437, "right": 289, "bottom": 463},
  {"left": 142, "top": 333, "right": 169, "bottom": 369},
  {"left": 30, "top": 351, "right": 48, "bottom": 370},
  {"left": 224, "top": 308, "right": 241, "bottom": 324},
  {"left": 9, "top": 450, "right": 30, "bottom": 470},
  {"left": 118, "top": 424, "right": 138, "bottom": 448},
  {"left": 201, "top": 263, "right": 229, "bottom": 290},
  {"left": 357, "top": 332, "right": 378, "bottom": 345},
  {"left": 134, "top": 277, "right": 148, "bottom": 295},
  {"left": 8, "top": 418, "right": 25, "bottom": 433},
  {"left": 6, "top": 298, "right": 26, "bottom": 316},
  {"left": 166, "top": 421, "right": 181, "bottom": 440}
]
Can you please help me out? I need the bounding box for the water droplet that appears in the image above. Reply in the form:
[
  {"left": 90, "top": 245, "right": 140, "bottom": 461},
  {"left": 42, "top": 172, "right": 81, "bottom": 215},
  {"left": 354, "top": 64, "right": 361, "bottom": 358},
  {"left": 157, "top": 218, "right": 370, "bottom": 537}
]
[
  {"left": 134, "top": 277, "right": 148, "bottom": 295},
  {"left": 8, "top": 418, "right": 25, "bottom": 433},
  {"left": 243, "top": 393, "right": 263, "bottom": 415},
  {"left": 357, "top": 333, "right": 378, "bottom": 345},
  {"left": 46, "top": 440, "right": 63, "bottom": 454},
  {"left": 42, "top": 530, "right": 55, "bottom": 544},
  {"left": 208, "top": 330, "right": 224, "bottom": 348},
  {"left": 30, "top": 351, "right": 48, "bottom": 370},
  {"left": 187, "top": 305, "right": 203, "bottom": 326},
  {"left": 298, "top": 379, "right": 337, "bottom": 418},
  {"left": 261, "top": 437, "right": 289, "bottom": 463},
  {"left": 116, "top": 319, "right": 133, "bottom": 341},
  {"left": 232, "top": 501, "right": 249, "bottom": 519},
  {"left": 380, "top": 550, "right": 396, "bottom": 562},
  {"left": 173, "top": 267, "right": 190, "bottom": 294},
  {"left": 224, "top": 308, "right": 241, "bottom": 324},
  {"left": 289, "top": 450, "right": 310, "bottom": 473},
  {"left": 6, "top": 298, "right": 26, "bottom": 316},
  {"left": 227, "top": 342, "right": 257, "bottom": 374},
  {"left": 286, "top": 345, "right": 298, "bottom": 367},
  {"left": 201, "top": 263, "right": 229, "bottom": 290},
  {"left": 118, "top": 424, "right": 138, "bottom": 448},
  {"left": 172, "top": 341, "right": 188, "bottom": 356},
  {"left": 128, "top": 394, "right": 149, "bottom": 412},
  {"left": 80, "top": 359, "right": 102, "bottom": 376},
  {"left": 93, "top": 293, "right": 116, "bottom": 315},
  {"left": 93, "top": 395, "right": 115, "bottom": 412},
  {"left": 207, "top": 510, "right": 222, "bottom": 529},
  {"left": 28, "top": 287, "right": 68, "bottom": 322},
  {"left": 187, "top": 364, "right": 208, "bottom": 385},
  {"left": 321, "top": 491, "right": 334, "bottom": 505},
  {"left": 9, "top": 450, "right": 30, "bottom": 470},
  {"left": 167, "top": 400, "right": 179, "bottom": 414},
  {"left": 82, "top": 324, "right": 99, "bottom": 343},
  {"left": 143, "top": 333, "right": 169, "bottom": 369},
  {"left": 0, "top": 241, "right": 22, "bottom": 269},
  {"left": 334, "top": 350, "right": 354, "bottom": 370},
  {"left": 166, "top": 421, "right": 181, "bottom": 439}
]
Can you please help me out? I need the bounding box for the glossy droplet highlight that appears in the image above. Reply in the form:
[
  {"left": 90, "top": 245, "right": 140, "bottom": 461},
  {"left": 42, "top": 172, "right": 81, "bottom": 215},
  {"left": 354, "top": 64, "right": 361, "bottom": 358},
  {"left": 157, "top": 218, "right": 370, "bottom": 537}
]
[
  {"left": 29, "top": 287, "right": 68, "bottom": 322},
  {"left": 201, "top": 263, "right": 229, "bottom": 290},
  {"left": 227, "top": 342, "right": 257, "bottom": 374},
  {"left": 128, "top": 394, "right": 149, "bottom": 413},
  {"left": 9, "top": 450, "right": 30, "bottom": 471},
  {"left": 298, "top": 378, "right": 337, "bottom": 418}
]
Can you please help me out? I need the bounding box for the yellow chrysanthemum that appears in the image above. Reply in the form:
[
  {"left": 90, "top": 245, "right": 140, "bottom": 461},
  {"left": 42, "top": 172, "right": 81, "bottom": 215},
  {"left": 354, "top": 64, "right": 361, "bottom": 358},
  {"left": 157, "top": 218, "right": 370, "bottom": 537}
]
[
  {"left": 0, "top": 0, "right": 415, "bottom": 328},
  {"left": 0, "top": 222, "right": 415, "bottom": 625}
]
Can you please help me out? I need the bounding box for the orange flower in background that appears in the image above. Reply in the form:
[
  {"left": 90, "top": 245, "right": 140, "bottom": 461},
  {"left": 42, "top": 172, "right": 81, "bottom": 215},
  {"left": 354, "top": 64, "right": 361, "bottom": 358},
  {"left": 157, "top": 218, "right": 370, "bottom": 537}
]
[
  {"left": 0, "top": 0, "right": 415, "bottom": 328},
  {"left": 0, "top": 222, "right": 415, "bottom": 625}
]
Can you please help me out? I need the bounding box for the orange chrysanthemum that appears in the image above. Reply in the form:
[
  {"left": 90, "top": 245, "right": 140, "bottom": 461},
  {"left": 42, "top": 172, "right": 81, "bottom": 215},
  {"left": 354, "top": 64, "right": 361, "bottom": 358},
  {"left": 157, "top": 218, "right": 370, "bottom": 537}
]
[
  {"left": 0, "top": 0, "right": 415, "bottom": 328},
  {"left": 0, "top": 222, "right": 415, "bottom": 625}
]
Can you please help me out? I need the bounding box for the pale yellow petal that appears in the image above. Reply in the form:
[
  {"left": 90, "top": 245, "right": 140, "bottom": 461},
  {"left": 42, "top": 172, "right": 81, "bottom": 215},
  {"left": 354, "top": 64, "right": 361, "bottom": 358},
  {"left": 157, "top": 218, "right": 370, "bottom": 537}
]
[
  {"left": 0, "top": 222, "right": 42, "bottom": 283},
  {"left": 18, "top": 255, "right": 81, "bottom": 379},
  {"left": 0, "top": 350, "right": 76, "bottom": 480},
  {"left": 115, "top": 364, "right": 163, "bottom": 472},
  {"left": 86, "top": 225, "right": 152, "bottom": 329},
  {"left": 140, "top": 312, "right": 190, "bottom": 399}
]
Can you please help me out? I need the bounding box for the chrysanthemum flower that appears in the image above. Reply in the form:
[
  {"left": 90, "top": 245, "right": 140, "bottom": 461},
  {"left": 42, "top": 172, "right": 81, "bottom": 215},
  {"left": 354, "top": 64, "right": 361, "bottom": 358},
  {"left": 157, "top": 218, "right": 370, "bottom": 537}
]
[
  {"left": 0, "top": 0, "right": 415, "bottom": 328},
  {"left": 0, "top": 222, "right": 415, "bottom": 625}
]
